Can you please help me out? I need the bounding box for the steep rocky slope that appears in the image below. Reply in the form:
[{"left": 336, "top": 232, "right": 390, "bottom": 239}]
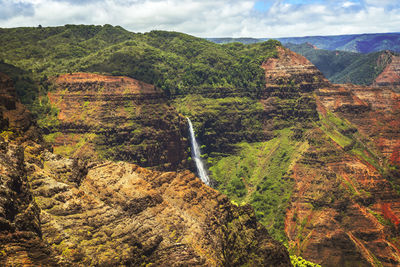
[
  {"left": 0, "top": 72, "right": 291, "bottom": 266},
  {"left": 373, "top": 52, "right": 400, "bottom": 89},
  {"left": 284, "top": 81, "right": 400, "bottom": 266},
  {"left": 210, "top": 46, "right": 332, "bottom": 243},
  {"left": 0, "top": 73, "right": 56, "bottom": 266},
  {"left": 260, "top": 46, "right": 330, "bottom": 125},
  {"left": 44, "top": 72, "right": 188, "bottom": 171}
]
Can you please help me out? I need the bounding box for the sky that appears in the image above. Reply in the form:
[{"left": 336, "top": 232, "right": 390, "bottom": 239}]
[{"left": 0, "top": 0, "right": 399, "bottom": 38}]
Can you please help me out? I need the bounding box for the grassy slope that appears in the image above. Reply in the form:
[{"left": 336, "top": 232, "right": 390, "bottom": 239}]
[{"left": 209, "top": 128, "right": 309, "bottom": 243}]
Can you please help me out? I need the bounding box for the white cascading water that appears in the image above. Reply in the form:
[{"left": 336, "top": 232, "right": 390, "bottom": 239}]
[{"left": 186, "top": 117, "right": 210, "bottom": 185}]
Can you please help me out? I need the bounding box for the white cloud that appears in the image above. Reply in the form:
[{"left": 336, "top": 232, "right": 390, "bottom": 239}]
[
  {"left": 342, "top": 1, "right": 356, "bottom": 8},
  {"left": 0, "top": 0, "right": 399, "bottom": 37}
]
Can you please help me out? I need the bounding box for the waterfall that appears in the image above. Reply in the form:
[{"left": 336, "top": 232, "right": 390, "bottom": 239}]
[{"left": 186, "top": 117, "right": 210, "bottom": 185}]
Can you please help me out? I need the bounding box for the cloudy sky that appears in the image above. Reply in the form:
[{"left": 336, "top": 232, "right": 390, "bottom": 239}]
[{"left": 0, "top": 0, "right": 399, "bottom": 38}]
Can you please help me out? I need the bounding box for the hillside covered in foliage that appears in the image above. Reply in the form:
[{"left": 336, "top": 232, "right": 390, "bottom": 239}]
[
  {"left": 0, "top": 24, "right": 279, "bottom": 100},
  {"left": 285, "top": 43, "right": 396, "bottom": 85}
]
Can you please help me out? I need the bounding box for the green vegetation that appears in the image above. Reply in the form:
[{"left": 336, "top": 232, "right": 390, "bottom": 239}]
[
  {"left": 286, "top": 43, "right": 395, "bottom": 85},
  {"left": 0, "top": 25, "right": 279, "bottom": 99},
  {"left": 318, "top": 109, "right": 381, "bottom": 169},
  {"left": 209, "top": 128, "right": 309, "bottom": 242},
  {"left": 290, "top": 255, "right": 321, "bottom": 267},
  {"left": 174, "top": 94, "right": 266, "bottom": 154},
  {"left": 0, "top": 61, "right": 58, "bottom": 127},
  {"left": 367, "top": 208, "right": 394, "bottom": 228}
]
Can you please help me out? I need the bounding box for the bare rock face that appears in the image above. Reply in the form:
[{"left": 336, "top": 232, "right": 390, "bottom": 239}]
[
  {"left": 285, "top": 77, "right": 400, "bottom": 265},
  {"left": 0, "top": 73, "right": 35, "bottom": 135},
  {"left": 26, "top": 155, "right": 290, "bottom": 266},
  {"left": 285, "top": 127, "right": 400, "bottom": 266},
  {"left": 260, "top": 46, "right": 331, "bottom": 127},
  {"left": 0, "top": 138, "right": 57, "bottom": 266},
  {"left": 46, "top": 73, "right": 188, "bottom": 171},
  {"left": 317, "top": 83, "right": 400, "bottom": 165},
  {"left": 373, "top": 52, "right": 400, "bottom": 88},
  {"left": 0, "top": 73, "right": 56, "bottom": 266},
  {"left": 262, "top": 46, "right": 331, "bottom": 98},
  {"left": 0, "top": 139, "right": 291, "bottom": 266}
]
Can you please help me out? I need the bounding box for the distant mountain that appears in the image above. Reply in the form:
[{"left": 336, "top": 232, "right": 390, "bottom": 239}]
[
  {"left": 285, "top": 42, "right": 397, "bottom": 85},
  {"left": 207, "top": 32, "right": 400, "bottom": 54},
  {"left": 206, "top": 37, "right": 261, "bottom": 44},
  {"left": 273, "top": 32, "right": 400, "bottom": 53}
]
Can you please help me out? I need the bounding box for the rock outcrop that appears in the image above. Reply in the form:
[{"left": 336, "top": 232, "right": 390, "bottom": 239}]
[
  {"left": 0, "top": 73, "right": 55, "bottom": 266},
  {"left": 27, "top": 155, "right": 290, "bottom": 266},
  {"left": 262, "top": 46, "right": 330, "bottom": 97},
  {"left": 285, "top": 126, "right": 400, "bottom": 266},
  {"left": 260, "top": 46, "right": 331, "bottom": 127},
  {"left": 46, "top": 73, "right": 188, "bottom": 171}
]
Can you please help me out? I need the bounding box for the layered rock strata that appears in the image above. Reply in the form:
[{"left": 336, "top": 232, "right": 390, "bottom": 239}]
[
  {"left": 260, "top": 46, "right": 331, "bottom": 127},
  {"left": 373, "top": 52, "right": 400, "bottom": 89},
  {"left": 46, "top": 73, "right": 188, "bottom": 171}
]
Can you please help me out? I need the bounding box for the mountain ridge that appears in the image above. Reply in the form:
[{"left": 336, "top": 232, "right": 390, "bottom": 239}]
[
  {"left": 208, "top": 32, "right": 400, "bottom": 54},
  {"left": 285, "top": 43, "right": 400, "bottom": 86}
]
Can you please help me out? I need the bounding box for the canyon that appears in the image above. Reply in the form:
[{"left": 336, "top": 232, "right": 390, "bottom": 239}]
[
  {"left": 0, "top": 25, "right": 400, "bottom": 266},
  {"left": 0, "top": 72, "right": 290, "bottom": 266}
]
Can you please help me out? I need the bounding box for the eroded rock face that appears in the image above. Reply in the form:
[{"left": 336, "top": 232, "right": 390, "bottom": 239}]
[
  {"left": 0, "top": 73, "right": 56, "bottom": 266},
  {"left": 46, "top": 73, "right": 188, "bottom": 171},
  {"left": 0, "top": 73, "right": 35, "bottom": 135},
  {"left": 260, "top": 46, "right": 331, "bottom": 126},
  {"left": 285, "top": 128, "right": 400, "bottom": 266},
  {"left": 317, "top": 83, "right": 400, "bottom": 165},
  {"left": 262, "top": 46, "right": 331, "bottom": 98},
  {"left": 0, "top": 138, "right": 57, "bottom": 266},
  {"left": 285, "top": 78, "right": 400, "bottom": 266},
  {"left": 26, "top": 154, "right": 290, "bottom": 266},
  {"left": 373, "top": 52, "right": 400, "bottom": 88}
]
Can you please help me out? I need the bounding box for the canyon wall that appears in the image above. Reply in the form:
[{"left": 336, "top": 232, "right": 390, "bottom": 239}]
[
  {"left": 261, "top": 46, "right": 400, "bottom": 266},
  {"left": 45, "top": 73, "right": 188, "bottom": 171}
]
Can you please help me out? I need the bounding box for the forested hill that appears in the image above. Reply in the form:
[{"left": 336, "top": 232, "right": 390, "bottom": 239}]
[
  {"left": 285, "top": 42, "right": 397, "bottom": 85},
  {"left": 0, "top": 25, "right": 280, "bottom": 98}
]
